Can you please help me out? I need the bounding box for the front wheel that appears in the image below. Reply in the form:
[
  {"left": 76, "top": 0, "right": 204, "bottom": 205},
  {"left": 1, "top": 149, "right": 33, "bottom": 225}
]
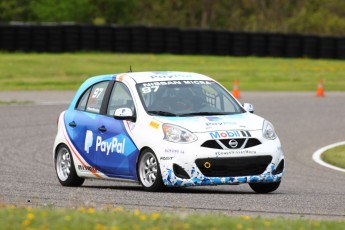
[
  {"left": 55, "top": 144, "right": 84, "bottom": 187},
  {"left": 249, "top": 181, "right": 281, "bottom": 194},
  {"left": 138, "top": 149, "right": 165, "bottom": 192}
]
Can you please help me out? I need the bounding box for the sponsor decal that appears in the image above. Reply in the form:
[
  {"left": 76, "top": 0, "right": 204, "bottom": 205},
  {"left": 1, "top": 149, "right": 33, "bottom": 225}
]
[
  {"left": 206, "top": 121, "right": 237, "bottom": 126},
  {"left": 209, "top": 130, "right": 251, "bottom": 139},
  {"left": 209, "top": 130, "right": 241, "bottom": 139},
  {"left": 150, "top": 73, "right": 193, "bottom": 79},
  {"left": 160, "top": 157, "right": 174, "bottom": 160},
  {"left": 84, "top": 130, "right": 126, "bottom": 155},
  {"left": 142, "top": 80, "right": 211, "bottom": 87},
  {"left": 141, "top": 81, "right": 212, "bottom": 94},
  {"left": 182, "top": 80, "right": 212, "bottom": 85},
  {"left": 149, "top": 121, "right": 160, "bottom": 129},
  {"left": 96, "top": 136, "right": 125, "bottom": 155},
  {"left": 78, "top": 165, "right": 97, "bottom": 173},
  {"left": 164, "top": 149, "right": 185, "bottom": 154},
  {"left": 84, "top": 130, "right": 93, "bottom": 153},
  {"left": 215, "top": 150, "right": 257, "bottom": 156}
]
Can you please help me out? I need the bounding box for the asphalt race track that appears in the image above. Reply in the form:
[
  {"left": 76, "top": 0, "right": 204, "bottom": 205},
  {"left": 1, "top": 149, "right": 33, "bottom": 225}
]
[{"left": 1, "top": 91, "right": 345, "bottom": 219}]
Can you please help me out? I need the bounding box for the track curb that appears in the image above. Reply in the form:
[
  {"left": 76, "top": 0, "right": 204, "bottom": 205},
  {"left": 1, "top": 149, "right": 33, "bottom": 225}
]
[{"left": 312, "top": 141, "right": 345, "bottom": 173}]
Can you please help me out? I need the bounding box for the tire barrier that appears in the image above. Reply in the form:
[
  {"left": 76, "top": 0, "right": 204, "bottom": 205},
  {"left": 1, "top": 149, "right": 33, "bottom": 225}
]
[{"left": 0, "top": 23, "right": 343, "bottom": 59}]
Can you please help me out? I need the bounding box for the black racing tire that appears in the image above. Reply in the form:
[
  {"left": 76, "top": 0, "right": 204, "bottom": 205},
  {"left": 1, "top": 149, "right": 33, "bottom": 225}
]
[
  {"left": 55, "top": 144, "right": 85, "bottom": 187},
  {"left": 138, "top": 148, "right": 165, "bottom": 192},
  {"left": 249, "top": 181, "right": 281, "bottom": 194}
]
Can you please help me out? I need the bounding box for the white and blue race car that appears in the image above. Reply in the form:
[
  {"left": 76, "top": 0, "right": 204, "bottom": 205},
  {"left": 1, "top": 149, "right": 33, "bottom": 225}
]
[{"left": 53, "top": 71, "right": 284, "bottom": 193}]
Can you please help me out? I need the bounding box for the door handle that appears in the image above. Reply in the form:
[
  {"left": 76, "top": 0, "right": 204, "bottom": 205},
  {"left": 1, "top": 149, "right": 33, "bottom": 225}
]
[
  {"left": 98, "top": 126, "right": 107, "bottom": 132},
  {"left": 69, "top": 121, "right": 77, "bottom": 127}
]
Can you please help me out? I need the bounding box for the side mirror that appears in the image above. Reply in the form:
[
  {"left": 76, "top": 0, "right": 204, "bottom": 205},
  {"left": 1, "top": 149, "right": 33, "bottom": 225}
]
[
  {"left": 243, "top": 103, "right": 254, "bottom": 113},
  {"left": 114, "top": 108, "right": 136, "bottom": 121}
]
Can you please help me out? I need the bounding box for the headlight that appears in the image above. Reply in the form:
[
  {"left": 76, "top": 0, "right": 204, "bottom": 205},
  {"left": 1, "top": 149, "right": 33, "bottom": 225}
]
[
  {"left": 162, "top": 124, "right": 197, "bottom": 143},
  {"left": 262, "top": 120, "right": 277, "bottom": 140}
]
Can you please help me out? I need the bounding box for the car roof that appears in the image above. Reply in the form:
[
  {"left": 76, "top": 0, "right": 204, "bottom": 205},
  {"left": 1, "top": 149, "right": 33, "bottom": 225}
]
[
  {"left": 115, "top": 71, "right": 213, "bottom": 83},
  {"left": 69, "top": 71, "right": 214, "bottom": 110}
]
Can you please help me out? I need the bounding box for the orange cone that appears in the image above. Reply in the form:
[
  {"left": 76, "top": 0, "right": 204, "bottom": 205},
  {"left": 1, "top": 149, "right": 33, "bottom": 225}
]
[
  {"left": 316, "top": 79, "right": 325, "bottom": 97},
  {"left": 232, "top": 80, "right": 240, "bottom": 99}
]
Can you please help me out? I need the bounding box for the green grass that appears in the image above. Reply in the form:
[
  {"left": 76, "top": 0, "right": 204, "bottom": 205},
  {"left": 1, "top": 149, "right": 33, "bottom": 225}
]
[
  {"left": 0, "top": 53, "right": 344, "bottom": 91},
  {"left": 321, "top": 145, "right": 345, "bottom": 169},
  {"left": 1, "top": 205, "right": 344, "bottom": 230}
]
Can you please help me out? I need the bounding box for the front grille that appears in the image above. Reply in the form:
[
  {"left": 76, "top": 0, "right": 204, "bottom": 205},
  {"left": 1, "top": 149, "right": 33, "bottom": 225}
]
[
  {"left": 195, "top": 156, "right": 272, "bottom": 177},
  {"left": 201, "top": 138, "right": 261, "bottom": 150}
]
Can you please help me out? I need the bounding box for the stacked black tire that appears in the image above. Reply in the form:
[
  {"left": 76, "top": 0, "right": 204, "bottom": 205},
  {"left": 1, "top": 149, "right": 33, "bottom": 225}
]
[{"left": 0, "top": 23, "right": 343, "bottom": 59}]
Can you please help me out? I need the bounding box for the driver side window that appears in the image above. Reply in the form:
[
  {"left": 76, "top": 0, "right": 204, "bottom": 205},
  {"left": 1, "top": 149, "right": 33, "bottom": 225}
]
[{"left": 107, "top": 82, "right": 135, "bottom": 116}]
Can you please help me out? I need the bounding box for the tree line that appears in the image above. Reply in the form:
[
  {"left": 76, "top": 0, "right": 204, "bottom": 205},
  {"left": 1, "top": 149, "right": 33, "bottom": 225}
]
[{"left": 1, "top": 0, "right": 344, "bottom": 36}]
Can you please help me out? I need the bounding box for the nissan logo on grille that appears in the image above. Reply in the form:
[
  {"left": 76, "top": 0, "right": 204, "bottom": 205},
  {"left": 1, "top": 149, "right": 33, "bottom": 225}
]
[{"left": 229, "top": 139, "right": 238, "bottom": 148}]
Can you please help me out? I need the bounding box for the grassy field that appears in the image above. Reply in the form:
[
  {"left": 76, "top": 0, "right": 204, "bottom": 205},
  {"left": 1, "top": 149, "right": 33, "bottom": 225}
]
[
  {"left": 1, "top": 204, "right": 345, "bottom": 230},
  {"left": 321, "top": 145, "right": 345, "bottom": 169},
  {"left": 0, "top": 53, "right": 344, "bottom": 91}
]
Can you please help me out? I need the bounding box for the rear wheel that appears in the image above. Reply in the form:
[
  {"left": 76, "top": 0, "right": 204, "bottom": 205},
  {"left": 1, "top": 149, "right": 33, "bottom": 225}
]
[
  {"left": 249, "top": 181, "right": 281, "bottom": 194},
  {"left": 138, "top": 149, "right": 165, "bottom": 192},
  {"left": 55, "top": 144, "right": 84, "bottom": 187}
]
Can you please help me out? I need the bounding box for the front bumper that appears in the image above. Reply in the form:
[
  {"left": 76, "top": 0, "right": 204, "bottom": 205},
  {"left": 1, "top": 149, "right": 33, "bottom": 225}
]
[
  {"left": 156, "top": 132, "right": 285, "bottom": 187},
  {"left": 162, "top": 160, "right": 284, "bottom": 187}
]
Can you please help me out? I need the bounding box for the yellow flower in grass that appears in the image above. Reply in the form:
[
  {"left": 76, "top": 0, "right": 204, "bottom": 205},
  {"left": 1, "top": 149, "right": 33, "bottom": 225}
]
[
  {"left": 112, "top": 206, "right": 124, "bottom": 212},
  {"left": 95, "top": 223, "right": 107, "bottom": 230},
  {"left": 27, "top": 212, "right": 35, "bottom": 220},
  {"left": 150, "top": 212, "right": 160, "bottom": 221},
  {"left": 140, "top": 214, "right": 147, "bottom": 221},
  {"left": 21, "top": 219, "right": 31, "bottom": 227},
  {"left": 241, "top": 215, "right": 251, "bottom": 221},
  {"left": 78, "top": 207, "right": 87, "bottom": 213},
  {"left": 236, "top": 223, "right": 243, "bottom": 230},
  {"left": 133, "top": 209, "right": 140, "bottom": 216},
  {"left": 88, "top": 207, "right": 95, "bottom": 214}
]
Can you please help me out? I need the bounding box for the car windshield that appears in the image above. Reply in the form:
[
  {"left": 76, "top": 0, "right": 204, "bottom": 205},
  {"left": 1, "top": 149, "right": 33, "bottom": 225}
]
[{"left": 137, "top": 80, "right": 245, "bottom": 116}]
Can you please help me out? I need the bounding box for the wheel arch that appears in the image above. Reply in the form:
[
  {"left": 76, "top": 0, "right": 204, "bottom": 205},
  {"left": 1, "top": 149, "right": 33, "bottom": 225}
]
[
  {"left": 54, "top": 143, "right": 68, "bottom": 161},
  {"left": 135, "top": 146, "right": 154, "bottom": 181}
]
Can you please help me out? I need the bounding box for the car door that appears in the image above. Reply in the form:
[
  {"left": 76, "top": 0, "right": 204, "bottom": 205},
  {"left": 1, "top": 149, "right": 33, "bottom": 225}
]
[
  {"left": 93, "top": 81, "right": 139, "bottom": 180},
  {"left": 65, "top": 81, "right": 110, "bottom": 170}
]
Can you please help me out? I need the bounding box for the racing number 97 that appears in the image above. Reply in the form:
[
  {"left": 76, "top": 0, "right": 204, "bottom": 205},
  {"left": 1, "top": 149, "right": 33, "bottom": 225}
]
[
  {"left": 142, "top": 86, "right": 159, "bottom": 94},
  {"left": 92, "top": 88, "right": 104, "bottom": 98}
]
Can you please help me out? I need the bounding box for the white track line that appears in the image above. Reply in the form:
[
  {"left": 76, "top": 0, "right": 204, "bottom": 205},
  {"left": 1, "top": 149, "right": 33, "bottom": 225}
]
[{"left": 312, "top": 141, "right": 345, "bottom": 173}]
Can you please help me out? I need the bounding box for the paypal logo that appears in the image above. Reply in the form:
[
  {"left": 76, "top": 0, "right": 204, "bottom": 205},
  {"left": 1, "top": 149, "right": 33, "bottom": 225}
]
[
  {"left": 84, "top": 130, "right": 93, "bottom": 153},
  {"left": 84, "top": 130, "right": 126, "bottom": 155}
]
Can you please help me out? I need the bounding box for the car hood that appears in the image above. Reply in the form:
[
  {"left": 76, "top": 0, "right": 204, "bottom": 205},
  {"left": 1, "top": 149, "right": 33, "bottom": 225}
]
[{"left": 153, "top": 113, "right": 264, "bottom": 132}]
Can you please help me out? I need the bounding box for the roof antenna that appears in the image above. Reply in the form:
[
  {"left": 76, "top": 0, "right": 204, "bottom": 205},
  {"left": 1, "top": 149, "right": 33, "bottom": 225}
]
[{"left": 129, "top": 65, "right": 133, "bottom": 72}]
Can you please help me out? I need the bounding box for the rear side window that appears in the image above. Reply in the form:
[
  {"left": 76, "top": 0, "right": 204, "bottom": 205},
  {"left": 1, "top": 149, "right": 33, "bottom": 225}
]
[
  {"left": 76, "top": 88, "right": 91, "bottom": 111},
  {"left": 76, "top": 81, "right": 109, "bottom": 114}
]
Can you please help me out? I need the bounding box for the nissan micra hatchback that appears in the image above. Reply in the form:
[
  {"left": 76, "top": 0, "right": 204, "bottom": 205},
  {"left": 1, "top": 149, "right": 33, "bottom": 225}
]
[{"left": 53, "top": 71, "right": 284, "bottom": 193}]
